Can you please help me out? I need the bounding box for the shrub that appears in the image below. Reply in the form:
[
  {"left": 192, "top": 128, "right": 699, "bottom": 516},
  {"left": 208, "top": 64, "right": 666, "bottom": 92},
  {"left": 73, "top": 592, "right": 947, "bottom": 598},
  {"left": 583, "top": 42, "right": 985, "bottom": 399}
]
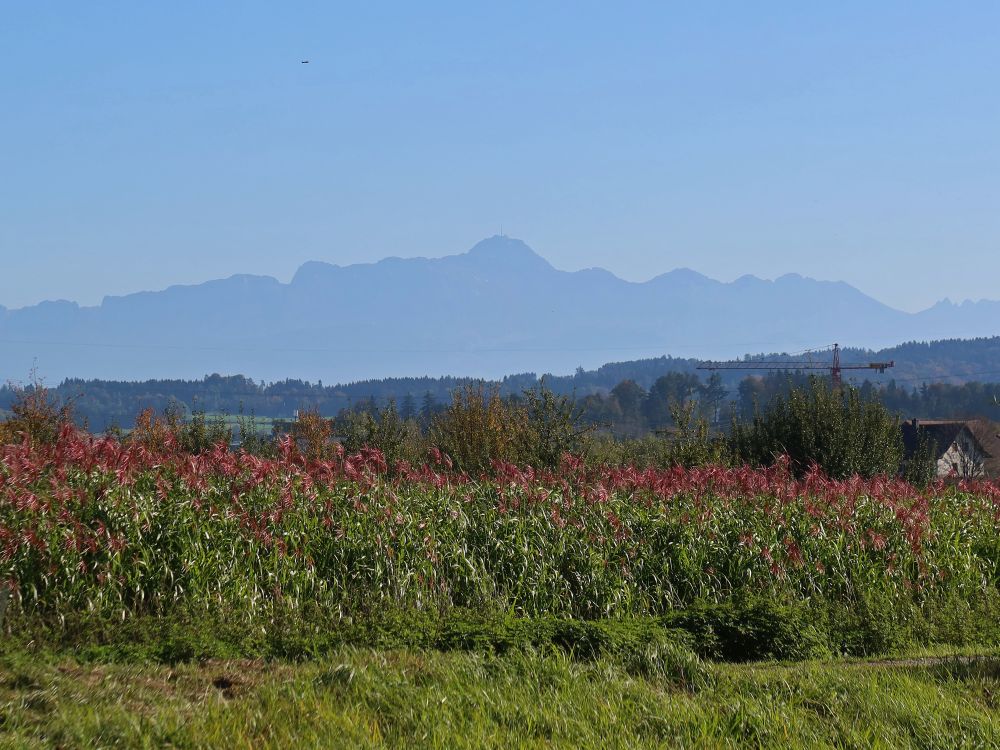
[
  {"left": 178, "top": 407, "right": 231, "bottom": 454},
  {"left": 585, "top": 404, "right": 728, "bottom": 470},
  {"left": 288, "top": 407, "right": 335, "bottom": 461},
  {"left": 235, "top": 405, "right": 275, "bottom": 457},
  {"left": 129, "top": 401, "right": 231, "bottom": 455},
  {"left": 339, "top": 400, "right": 422, "bottom": 467},
  {"left": 430, "top": 383, "right": 531, "bottom": 472},
  {"left": 664, "top": 598, "right": 830, "bottom": 662},
  {"left": 429, "top": 384, "right": 597, "bottom": 473},
  {"left": 0, "top": 377, "right": 75, "bottom": 446},
  {"left": 730, "top": 377, "right": 902, "bottom": 478},
  {"left": 519, "top": 386, "right": 596, "bottom": 469}
]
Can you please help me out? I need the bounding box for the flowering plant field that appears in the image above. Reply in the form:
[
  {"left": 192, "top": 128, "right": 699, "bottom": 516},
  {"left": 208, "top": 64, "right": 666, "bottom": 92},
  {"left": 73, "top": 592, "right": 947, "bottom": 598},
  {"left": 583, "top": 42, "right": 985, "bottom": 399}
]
[{"left": 2, "top": 425, "right": 1000, "bottom": 654}]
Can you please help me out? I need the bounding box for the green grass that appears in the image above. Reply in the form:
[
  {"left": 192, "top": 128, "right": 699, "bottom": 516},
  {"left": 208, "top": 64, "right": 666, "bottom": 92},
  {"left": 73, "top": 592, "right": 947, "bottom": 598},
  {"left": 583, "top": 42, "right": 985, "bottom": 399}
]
[
  {"left": 112, "top": 413, "right": 279, "bottom": 437},
  {"left": 203, "top": 412, "right": 279, "bottom": 429},
  {"left": 2, "top": 647, "right": 999, "bottom": 748}
]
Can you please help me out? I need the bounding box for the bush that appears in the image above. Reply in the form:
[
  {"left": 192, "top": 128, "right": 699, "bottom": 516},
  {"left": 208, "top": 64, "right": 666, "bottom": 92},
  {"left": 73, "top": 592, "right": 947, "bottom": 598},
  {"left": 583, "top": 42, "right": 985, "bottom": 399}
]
[
  {"left": 339, "top": 400, "right": 422, "bottom": 467},
  {"left": 519, "top": 386, "right": 595, "bottom": 468},
  {"left": 429, "top": 384, "right": 596, "bottom": 473},
  {"left": 235, "top": 406, "right": 276, "bottom": 457},
  {"left": 288, "top": 407, "right": 335, "bottom": 461},
  {"left": 663, "top": 598, "right": 830, "bottom": 662},
  {"left": 730, "top": 377, "right": 902, "bottom": 478},
  {"left": 585, "top": 404, "right": 728, "bottom": 470},
  {"left": 0, "top": 377, "right": 75, "bottom": 446},
  {"left": 430, "top": 383, "right": 531, "bottom": 473},
  {"left": 129, "top": 402, "right": 231, "bottom": 455}
]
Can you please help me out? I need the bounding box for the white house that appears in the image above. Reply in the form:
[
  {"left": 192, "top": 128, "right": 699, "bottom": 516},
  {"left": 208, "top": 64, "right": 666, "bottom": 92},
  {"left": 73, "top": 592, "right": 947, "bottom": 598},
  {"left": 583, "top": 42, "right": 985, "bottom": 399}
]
[{"left": 901, "top": 419, "right": 992, "bottom": 478}]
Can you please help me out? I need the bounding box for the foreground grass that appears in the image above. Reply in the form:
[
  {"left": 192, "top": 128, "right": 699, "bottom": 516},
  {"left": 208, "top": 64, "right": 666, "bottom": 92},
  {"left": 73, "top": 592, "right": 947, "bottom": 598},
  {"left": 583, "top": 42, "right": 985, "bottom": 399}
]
[{"left": 2, "top": 648, "right": 999, "bottom": 749}]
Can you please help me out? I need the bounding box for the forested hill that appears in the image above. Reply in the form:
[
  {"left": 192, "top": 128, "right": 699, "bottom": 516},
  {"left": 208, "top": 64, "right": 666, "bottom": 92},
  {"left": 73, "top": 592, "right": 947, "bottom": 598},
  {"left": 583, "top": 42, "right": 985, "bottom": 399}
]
[
  {"left": 546, "top": 337, "right": 1000, "bottom": 391},
  {"left": 861, "top": 338, "right": 1000, "bottom": 382},
  {"left": 3, "top": 337, "right": 1000, "bottom": 432}
]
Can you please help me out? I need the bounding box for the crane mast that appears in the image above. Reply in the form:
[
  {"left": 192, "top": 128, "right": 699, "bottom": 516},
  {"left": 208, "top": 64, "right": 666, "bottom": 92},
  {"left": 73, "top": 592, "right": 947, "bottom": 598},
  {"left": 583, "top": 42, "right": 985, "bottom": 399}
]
[{"left": 697, "top": 343, "right": 894, "bottom": 388}]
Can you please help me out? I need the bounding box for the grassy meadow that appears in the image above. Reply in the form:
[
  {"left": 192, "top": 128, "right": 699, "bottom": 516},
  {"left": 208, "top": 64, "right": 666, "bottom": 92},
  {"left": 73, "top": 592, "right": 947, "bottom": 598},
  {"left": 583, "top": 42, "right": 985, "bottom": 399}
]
[{"left": 3, "top": 647, "right": 1000, "bottom": 748}]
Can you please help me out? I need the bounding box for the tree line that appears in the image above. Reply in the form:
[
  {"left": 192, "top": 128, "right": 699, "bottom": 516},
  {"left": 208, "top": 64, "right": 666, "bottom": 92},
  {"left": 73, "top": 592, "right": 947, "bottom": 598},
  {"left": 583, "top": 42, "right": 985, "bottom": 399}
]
[
  {"left": 3, "top": 374, "right": 944, "bottom": 483},
  {"left": 3, "top": 367, "right": 1000, "bottom": 438}
]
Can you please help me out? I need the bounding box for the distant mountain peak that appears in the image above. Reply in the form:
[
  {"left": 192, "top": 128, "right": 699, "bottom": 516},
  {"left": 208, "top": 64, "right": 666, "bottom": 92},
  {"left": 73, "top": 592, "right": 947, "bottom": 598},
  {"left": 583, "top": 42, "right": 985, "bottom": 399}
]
[
  {"left": 776, "top": 272, "right": 805, "bottom": 282},
  {"left": 463, "top": 235, "right": 553, "bottom": 270},
  {"left": 291, "top": 260, "right": 339, "bottom": 285},
  {"left": 649, "top": 267, "right": 713, "bottom": 285}
]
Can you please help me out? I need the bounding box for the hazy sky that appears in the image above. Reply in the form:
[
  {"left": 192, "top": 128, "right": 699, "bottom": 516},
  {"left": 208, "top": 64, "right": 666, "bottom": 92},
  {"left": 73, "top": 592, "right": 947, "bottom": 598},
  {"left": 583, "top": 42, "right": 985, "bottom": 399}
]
[{"left": 3, "top": 2, "right": 999, "bottom": 313}]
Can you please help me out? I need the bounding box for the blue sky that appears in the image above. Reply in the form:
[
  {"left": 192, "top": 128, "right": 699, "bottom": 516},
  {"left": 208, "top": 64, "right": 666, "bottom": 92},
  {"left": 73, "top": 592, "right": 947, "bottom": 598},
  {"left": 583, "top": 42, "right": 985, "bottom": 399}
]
[{"left": 2, "top": 2, "right": 999, "bottom": 312}]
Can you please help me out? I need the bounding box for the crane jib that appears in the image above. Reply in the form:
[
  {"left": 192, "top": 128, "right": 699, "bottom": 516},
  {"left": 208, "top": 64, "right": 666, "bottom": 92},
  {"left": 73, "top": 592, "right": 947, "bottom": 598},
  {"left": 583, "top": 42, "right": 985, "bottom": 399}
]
[{"left": 695, "top": 344, "right": 894, "bottom": 387}]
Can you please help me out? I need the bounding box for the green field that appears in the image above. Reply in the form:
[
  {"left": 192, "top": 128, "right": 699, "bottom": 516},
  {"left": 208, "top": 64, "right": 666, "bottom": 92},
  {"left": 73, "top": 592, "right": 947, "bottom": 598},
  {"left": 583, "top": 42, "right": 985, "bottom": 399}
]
[{"left": 3, "top": 647, "right": 999, "bottom": 748}]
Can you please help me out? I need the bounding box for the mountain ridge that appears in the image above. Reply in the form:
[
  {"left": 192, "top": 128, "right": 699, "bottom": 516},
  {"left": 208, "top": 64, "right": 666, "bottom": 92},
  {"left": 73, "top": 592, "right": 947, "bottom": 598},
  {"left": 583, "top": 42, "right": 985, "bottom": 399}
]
[
  {"left": 2, "top": 236, "right": 998, "bottom": 383},
  {"left": 4, "top": 237, "right": 990, "bottom": 314}
]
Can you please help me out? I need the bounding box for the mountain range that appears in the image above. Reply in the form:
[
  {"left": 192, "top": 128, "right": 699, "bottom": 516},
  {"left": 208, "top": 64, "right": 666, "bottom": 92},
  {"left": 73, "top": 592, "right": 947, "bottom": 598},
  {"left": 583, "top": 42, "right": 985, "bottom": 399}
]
[{"left": 3, "top": 236, "right": 999, "bottom": 383}]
